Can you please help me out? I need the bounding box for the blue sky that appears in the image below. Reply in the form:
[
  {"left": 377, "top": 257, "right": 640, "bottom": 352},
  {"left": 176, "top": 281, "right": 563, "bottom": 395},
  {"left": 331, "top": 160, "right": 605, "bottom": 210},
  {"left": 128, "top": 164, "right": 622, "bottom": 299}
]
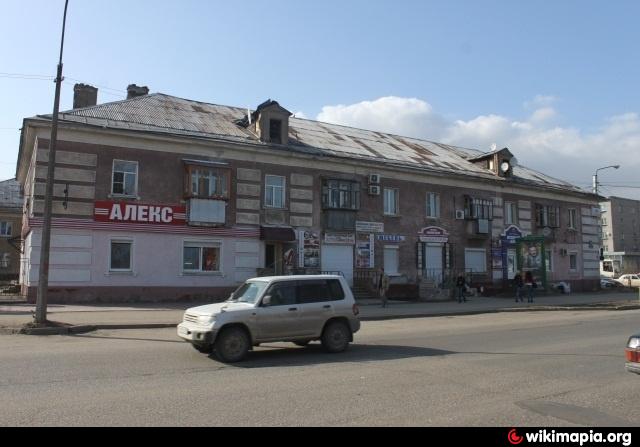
[{"left": 1, "top": 0, "right": 639, "bottom": 198}]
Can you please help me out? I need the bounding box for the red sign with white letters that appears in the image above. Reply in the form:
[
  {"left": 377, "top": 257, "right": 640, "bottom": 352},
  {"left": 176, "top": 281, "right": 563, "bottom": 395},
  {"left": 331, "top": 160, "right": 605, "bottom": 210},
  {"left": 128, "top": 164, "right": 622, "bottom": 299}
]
[{"left": 94, "top": 201, "right": 187, "bottom": 225}]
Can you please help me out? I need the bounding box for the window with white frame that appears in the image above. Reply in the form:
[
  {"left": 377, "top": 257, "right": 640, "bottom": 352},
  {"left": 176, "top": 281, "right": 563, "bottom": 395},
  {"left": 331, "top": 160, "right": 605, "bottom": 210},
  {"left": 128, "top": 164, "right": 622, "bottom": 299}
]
[
  {"left": 426, "top": 192, "right": 440, "bottom": 218},
  {"left": 0, "top": 253, "right": 9, "bottom": 269},
  {"left": 183, "top": 241, "right": 221, "bottom": 273},
  {"left": 111, "top": 160, "right": 138, "bottom": 196},
  {"left": 0, "top": 221, "right": 12, "bottom": 237},
  {"left": 569, "top": 252, "right": 578, "bottom": 271},
  {"left": 504, "top": 202, "right": 517, "bottom": 225},
  {"left": 265, "top": 175, "right": 285, "bottom": 208},
  {"left": 384, "top": 188, "right": 399, "bottom": 215},
  {"left": 110, "top": 239, "right": 133, "bottom": 271},
  {"left": 568, "top": 208, "right": 577, "bottom": 229},
  {"left": 546, "top": 249, "right": 553, "bottom": 272},
  {"left": 464, "top": 248, "right": 486, "bottom": 273},
  {"left": 383, "top": 246, "right": 400, "bottom": 275}
]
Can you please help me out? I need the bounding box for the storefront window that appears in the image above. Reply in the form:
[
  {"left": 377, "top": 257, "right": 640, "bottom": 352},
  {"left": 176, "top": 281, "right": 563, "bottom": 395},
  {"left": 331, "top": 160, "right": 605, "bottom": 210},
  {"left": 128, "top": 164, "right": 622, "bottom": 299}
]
[{"left": 183, "top": 241, "right": 221, "bottom": 273}]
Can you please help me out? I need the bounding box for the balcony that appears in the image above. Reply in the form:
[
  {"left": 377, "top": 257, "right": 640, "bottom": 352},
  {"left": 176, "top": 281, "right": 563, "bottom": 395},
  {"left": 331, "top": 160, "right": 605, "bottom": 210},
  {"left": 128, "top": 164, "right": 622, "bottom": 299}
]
[{"left": 188, "top": 198, "right": 225, "bottom": 225}]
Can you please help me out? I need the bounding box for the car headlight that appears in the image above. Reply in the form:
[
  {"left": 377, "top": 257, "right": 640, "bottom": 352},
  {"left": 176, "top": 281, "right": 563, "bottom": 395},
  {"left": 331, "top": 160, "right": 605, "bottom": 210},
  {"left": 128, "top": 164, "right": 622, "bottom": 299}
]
[
  {"left": 197, "top": 315, "right": 215, "bottom": 325},
  {"left": 628, "top": 337, "right": 640, "bottom": 349}
]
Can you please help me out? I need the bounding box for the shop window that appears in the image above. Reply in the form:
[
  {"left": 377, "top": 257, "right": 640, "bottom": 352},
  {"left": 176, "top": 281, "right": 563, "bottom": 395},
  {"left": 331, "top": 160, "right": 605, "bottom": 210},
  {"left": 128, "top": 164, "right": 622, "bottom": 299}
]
[
  {"left": 322, "top": 180, "right": 359, "bottom": 210},
  {"left": 110, "top": 239, "right": 133, "bottom": 271},
  {"left": 384, "top": 188, "right": 399, "bottom": 215},
  {"left": 464, "top": 248, "right": 486, "bottom": 273},
  {"left": 183, "top": 241, "right": 222, "bottom": 273},
  {"left": 265, "top": 175, "right": 285, "bottom": 208},
  {"left": 383, "top": 246, "right": 400, "bottom": 275},
  {"left": 187, "top": 166, "right": 230, "bottom": 200},
  {"left": 0, "top": 221, "right": 12, "bottom": 237},
  {"left": 111, "top": 160, "right": 138, "bottom": 196}
]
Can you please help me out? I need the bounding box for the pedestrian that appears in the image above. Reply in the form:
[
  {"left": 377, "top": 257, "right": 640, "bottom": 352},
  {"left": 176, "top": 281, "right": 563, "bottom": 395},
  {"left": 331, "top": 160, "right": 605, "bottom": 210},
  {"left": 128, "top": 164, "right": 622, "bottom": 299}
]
[
  {"left": 378, "top": 268, "right": 390, "bottom": 308},
  {"left": 514, "top": 271, "right": 524, "bottom": 302},
  {"left": 524, "top": 270, "right": 535, "bottom": 303},
  {"left": 456, "top": 274, "right": 466, "bottom": 303}
]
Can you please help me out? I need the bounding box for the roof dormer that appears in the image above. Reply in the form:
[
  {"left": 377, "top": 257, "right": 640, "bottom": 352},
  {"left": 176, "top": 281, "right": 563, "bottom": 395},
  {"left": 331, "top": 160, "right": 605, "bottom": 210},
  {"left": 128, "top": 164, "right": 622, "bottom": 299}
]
[
  {"left": 469, "top": 147, "right": 517, "bottom": 178},
  {"left": 251, "top": 99, "right": 292, "bottom": 145}
]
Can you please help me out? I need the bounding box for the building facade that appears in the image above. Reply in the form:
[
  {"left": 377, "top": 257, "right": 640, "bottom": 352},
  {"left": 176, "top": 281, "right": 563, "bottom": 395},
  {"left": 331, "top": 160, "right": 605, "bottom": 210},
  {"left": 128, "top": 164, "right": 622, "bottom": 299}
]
[
  {"left": 15, "top": 87, "right": 602, "bottom": 303},
  {"left": 0, "top": 178, "right": 23, "bottom": 282},
  {"left": 600, "top": 196, "right": 640, "bottom": 277}
]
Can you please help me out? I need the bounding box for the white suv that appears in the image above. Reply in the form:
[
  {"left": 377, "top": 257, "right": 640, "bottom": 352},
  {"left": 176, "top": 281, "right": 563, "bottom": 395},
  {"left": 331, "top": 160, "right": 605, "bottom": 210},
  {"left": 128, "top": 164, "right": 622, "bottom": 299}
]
[{"left": 177, "top": 275, "right": 361, "bottom": 362}]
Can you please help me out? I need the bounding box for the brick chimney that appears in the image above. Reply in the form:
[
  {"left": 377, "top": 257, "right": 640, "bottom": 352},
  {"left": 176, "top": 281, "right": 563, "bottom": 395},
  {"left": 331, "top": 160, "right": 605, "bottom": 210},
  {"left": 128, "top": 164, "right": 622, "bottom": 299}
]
[
  {"left": 127, "top": 84, "right": 149, "bottom": 99},
  {"left": 73, "top": 83, "right": 98, "bottom": 109}
]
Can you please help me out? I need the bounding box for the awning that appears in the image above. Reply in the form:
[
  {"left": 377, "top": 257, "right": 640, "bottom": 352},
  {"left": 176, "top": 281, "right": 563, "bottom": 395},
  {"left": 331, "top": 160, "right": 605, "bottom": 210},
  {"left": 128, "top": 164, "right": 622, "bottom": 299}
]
[{"left": 260, "top": 226, "right": 296, "bottom": 242}]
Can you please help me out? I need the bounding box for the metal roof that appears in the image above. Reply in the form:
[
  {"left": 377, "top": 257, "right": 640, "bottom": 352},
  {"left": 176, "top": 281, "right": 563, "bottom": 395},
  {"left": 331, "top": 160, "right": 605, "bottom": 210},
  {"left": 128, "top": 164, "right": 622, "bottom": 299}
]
[{"left": 38, "top": 93, "right": 583, "bottom": 193}]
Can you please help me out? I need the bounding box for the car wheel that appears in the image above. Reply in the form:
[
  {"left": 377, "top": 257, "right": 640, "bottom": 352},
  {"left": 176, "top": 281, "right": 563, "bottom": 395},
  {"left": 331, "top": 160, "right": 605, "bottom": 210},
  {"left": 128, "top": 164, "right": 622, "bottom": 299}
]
[
  {"left": 293, "top": 340, "right": 311, "bottom": 347},
  {"left": 191, "top": 343, "right": 213, "bottom": 354},
  {"left": 215, "top": 327, "right": 250, "bottom": 363},
  {"left": 321, "top": 321, "right": 351, "bottom": 353}
]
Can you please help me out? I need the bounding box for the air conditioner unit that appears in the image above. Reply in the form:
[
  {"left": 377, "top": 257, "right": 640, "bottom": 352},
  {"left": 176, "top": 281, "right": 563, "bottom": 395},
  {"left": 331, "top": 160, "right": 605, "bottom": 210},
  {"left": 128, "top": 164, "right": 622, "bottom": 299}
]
[
  {"left": 368, "top": 185, "right": 381, "bottom": 196},
  {"left": 369, "top": 174, "right": 381, "bottom": 184},
  {"left": 559, "top": 248, "right": 568, "bottom": 257},
  {"left": 455, "top": 209, "right": 465, "bottom": 220}
]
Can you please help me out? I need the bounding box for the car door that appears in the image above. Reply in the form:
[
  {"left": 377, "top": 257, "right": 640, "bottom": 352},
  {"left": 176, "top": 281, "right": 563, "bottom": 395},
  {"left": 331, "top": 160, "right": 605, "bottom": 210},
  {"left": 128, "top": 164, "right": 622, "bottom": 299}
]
[
  {"left": 296, "top": 279, "right": 336, "bottom": 337},
  {"left": 254, "top": 281, "right": 304, "bottom": 341}
]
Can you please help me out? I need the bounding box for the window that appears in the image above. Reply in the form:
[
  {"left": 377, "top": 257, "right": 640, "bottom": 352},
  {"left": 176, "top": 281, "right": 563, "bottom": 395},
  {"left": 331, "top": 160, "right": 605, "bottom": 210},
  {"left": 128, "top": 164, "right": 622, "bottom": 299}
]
[
  {"left": 426, "top": 192, "right": 440, "bottom": 218},
  {"left": 546, "top": 249, "right": 553, "bottom": 272},
  {"left": 384, "top": 188, "right": 399, "bottom": 215},
  {"left": 535, "top": 204, "right": 560, "bottom": 227},
  {"left": 0, "top": 253, "right": 9, "bottom": 269},
  {"left": 383, "top": 246, "right": 400, "bottom": 275},
  {"left": 265, "top": 175, "right": 285, "bottom": 208},
  {"left": 269, "top": 119, "right": 282, "bottom": 144},
  {"left": 0, "top": 221, "right": 12, "bottom": 237},
  {"left": 568, "top": 209, "right": 577, "bottom": 229},
  {"left": 569, "top": 253, "right": 578, "bottom": 271},
  {"left": 504, "top": 202, "right": 517, "bottom": 225},
  {"left": 188, "top": 166, "right": 229, "bottom": 199},
  {"left": 464, "top": 248, "right": 486, "bottom": 273},
  {"left": 110, "top": 240, "right": 132, "bottom": 271},
  {"left": 266, "top": 282, "right": 297, "bottom": 306},
  {"left": 464, "top": 197, "right": 493, "bottom": 220},
  {"left": 183, "top": 241, "right": 221, "bottom": 273},
  {"left": 111, "top": 160, "right": 138, "bottom": 196},
  {"left": 322, "top": 180, "right": 360, "bottom": 210}
]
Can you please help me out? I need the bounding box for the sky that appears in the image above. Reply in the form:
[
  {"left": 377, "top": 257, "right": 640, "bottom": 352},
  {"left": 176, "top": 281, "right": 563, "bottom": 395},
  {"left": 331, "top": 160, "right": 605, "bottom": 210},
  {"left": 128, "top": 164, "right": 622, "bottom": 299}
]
[{"left": 1, "top": 0, "right": 639, "bottom": 199}]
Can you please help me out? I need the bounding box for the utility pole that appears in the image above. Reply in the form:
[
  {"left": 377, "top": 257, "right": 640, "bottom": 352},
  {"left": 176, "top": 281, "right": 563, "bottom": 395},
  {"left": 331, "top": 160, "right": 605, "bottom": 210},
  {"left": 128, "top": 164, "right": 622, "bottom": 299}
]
[{"left": 35, "top": 0, "right": 69, "bottom": 324}]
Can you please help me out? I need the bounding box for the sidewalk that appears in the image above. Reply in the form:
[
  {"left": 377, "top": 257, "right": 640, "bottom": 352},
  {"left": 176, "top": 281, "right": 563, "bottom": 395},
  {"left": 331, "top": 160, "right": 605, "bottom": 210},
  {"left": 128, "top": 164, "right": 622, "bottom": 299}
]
[{"left": 1, "top": 291, "right": 638, "bottom": 335}]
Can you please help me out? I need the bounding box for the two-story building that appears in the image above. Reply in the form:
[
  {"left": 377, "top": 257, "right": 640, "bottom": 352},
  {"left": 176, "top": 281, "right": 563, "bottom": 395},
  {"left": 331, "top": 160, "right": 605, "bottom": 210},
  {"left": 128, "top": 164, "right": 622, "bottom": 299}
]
[{"left": 15, "top": 84, "right": 602, "bottom": 303}]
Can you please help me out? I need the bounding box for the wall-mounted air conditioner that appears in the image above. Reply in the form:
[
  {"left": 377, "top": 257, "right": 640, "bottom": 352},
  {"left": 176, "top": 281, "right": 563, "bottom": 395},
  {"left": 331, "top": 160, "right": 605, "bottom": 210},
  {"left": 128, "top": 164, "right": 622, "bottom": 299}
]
[
  {"left": 455, "top": 209, "right": 465, "bottom": 220},
  {"left": 369, "top": 174, "right": 381, "bottom": 184},
  {"left": 368, "top": 185, "right": 381, "bottom": 196}
]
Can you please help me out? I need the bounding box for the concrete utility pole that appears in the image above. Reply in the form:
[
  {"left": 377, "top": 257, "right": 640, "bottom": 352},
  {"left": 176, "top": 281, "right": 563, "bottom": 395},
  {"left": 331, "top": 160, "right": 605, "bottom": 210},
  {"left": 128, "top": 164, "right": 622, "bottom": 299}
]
[{"left": 35, "top": 0, "right": 69, "bottom": 324}]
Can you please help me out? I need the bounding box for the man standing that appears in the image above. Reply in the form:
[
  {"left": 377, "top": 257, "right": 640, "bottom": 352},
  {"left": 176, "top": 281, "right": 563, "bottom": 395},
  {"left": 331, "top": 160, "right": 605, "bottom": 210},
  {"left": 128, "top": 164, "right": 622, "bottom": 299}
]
[
  {"left": 456, "top": 274, "right": 467, "bottom": 303},
  {"left": 514, "top": 271, "right": 524, "bottom": 302}
]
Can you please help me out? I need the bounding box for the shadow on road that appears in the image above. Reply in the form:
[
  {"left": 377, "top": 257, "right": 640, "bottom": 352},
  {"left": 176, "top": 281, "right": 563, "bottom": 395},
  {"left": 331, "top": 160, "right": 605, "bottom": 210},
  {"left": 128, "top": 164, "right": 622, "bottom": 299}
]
[
  {"left": 216, "top": 343, "right": 454, "bottom": 368},
  {"left": 69, "top": 333, "right": 185, "bottom": 344}
]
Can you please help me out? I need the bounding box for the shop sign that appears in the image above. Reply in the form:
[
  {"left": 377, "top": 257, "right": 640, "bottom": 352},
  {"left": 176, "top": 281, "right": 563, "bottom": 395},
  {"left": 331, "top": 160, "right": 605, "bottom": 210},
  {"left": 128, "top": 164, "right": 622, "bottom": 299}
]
[
  {"left": 355, "top": 221, "right": 384, "bottom": 233},
  {"left": 418, "top": 226, "right": 449, "bottom": 243},
  {"left": 94, "top": 201, "right": 186, "bottom": 225},
  {"left": 376, "top": 234, "right": 406, "bottom": 242},
  {"left": 356, "top": 233, "right": 375, "bottom": 268},
  {"left": 324, "top": 232, "right": 355, "bottom": 245},
  {"left": 298, "top": 230, "right": 320, "bottom": 268}
]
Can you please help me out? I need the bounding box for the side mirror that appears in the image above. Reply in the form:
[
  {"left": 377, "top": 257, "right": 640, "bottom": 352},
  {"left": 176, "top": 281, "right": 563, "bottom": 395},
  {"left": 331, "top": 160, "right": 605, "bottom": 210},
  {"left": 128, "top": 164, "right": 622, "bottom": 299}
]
[{"left": 261, "top": 295, "right": 272, "bottom": 307}]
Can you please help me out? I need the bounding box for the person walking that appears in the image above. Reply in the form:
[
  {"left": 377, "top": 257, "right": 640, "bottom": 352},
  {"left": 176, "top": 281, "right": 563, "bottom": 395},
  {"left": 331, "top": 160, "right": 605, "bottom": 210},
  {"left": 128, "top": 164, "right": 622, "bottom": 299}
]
[
  {"left": 524, "top": 270, "right": 535, "bottom": 303},
  {"left": 456, "top": 274, "right": 466, "bottom": 303},
  {"left": 378, "top": 268, "right": 390, "bottom": 308},
  {"left": 514, "top": 271, "right": 524, "bottom": 302}
]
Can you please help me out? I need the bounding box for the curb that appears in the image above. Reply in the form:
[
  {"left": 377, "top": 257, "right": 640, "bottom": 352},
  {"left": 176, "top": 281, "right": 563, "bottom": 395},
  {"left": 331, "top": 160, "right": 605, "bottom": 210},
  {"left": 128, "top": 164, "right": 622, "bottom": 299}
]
[{"left": 13, "top": 322, "right": 177, "bottom": 335}]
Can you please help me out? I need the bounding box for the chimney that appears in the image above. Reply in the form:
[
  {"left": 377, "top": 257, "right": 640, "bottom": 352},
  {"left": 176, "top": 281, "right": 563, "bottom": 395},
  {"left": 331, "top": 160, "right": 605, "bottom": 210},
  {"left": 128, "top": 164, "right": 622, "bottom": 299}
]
[
  {"left": 73, "top": 83, "right": 98, "bottom": 109},
  {"left": 127, "top": 84, "right": 149, "bottom": 99}
]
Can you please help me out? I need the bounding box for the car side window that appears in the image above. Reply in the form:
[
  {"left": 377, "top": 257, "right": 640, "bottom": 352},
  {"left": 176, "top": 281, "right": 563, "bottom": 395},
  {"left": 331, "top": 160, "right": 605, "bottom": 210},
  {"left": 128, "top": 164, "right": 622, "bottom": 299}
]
[
  {"left": 297, "top": 280, "right": 330, "bottom": 304},
  {"left": 265, "top": 282, "right": 297, "bottom": 306},
  {"left": 327, "top": 279, "right": 345, "bottom": 301}
]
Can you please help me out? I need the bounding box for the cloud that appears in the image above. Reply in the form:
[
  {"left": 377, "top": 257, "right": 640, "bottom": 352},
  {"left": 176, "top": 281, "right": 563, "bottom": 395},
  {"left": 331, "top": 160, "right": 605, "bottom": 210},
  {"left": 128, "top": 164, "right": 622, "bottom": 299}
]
[{"left": 315, "top": 95, "right": 640, "bottom": 198}]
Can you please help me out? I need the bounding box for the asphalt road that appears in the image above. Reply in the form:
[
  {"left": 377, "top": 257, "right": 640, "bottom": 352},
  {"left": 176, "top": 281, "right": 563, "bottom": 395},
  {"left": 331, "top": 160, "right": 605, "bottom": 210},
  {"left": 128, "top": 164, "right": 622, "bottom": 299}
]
[{"left": 1, "top": 310, "right": 639, "bottom": 426}]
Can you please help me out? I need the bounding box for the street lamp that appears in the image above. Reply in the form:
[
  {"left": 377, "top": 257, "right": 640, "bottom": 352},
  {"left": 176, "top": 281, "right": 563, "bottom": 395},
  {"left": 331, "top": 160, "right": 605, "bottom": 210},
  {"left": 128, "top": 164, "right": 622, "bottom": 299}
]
[{"left": 593, "top": 165, "right": 620, "bottom": 196}]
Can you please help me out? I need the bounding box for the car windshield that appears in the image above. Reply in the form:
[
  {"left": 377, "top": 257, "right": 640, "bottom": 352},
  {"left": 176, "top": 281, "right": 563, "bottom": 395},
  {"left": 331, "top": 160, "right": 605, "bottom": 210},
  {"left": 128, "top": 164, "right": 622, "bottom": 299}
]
[{"left": 228, "top": 281, "right": 268, "bottom": 304}]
